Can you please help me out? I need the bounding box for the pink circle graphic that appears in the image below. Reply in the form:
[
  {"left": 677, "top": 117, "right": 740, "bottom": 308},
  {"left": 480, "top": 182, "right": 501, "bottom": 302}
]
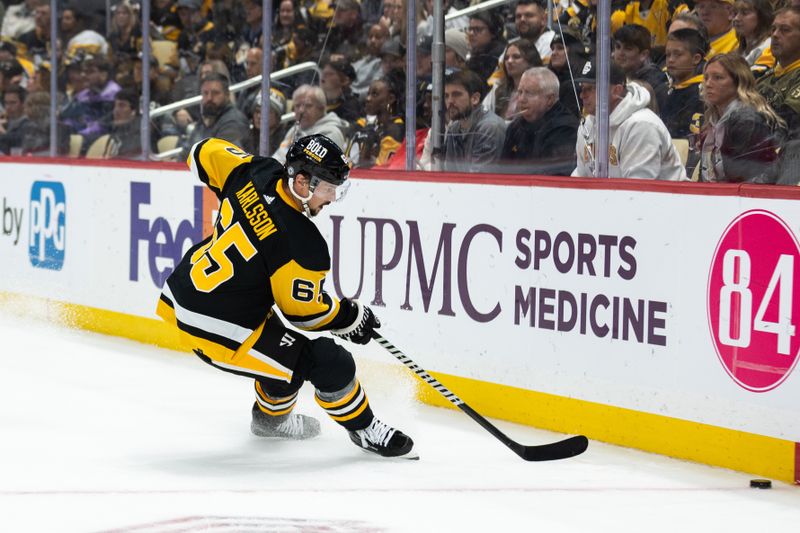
[{"left": 708, "top": 210, "right": 800, "bottom": 392}]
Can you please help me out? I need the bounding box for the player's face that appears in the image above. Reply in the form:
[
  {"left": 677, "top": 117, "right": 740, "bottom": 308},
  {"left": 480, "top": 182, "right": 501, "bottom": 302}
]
[{"left": 306, "top": 178, "right": 350, "bottom": 216}]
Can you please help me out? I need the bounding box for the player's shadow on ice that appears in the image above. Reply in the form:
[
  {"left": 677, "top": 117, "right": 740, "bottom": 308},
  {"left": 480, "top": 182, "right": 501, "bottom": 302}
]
[{"left": 142, "top": 437, "right": 380, "bottom": 477}]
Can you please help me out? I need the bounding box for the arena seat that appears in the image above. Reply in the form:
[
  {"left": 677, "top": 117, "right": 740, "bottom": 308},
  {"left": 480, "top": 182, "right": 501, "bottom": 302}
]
[
  {"left": 69, "top": 134, "right": 83, "bottom": 158},
  {"left": 85, "top": 135, "right": 115, "bottom": 159},
  {"left": 157, "top": 135, "right": 179, "bottom": 153}
]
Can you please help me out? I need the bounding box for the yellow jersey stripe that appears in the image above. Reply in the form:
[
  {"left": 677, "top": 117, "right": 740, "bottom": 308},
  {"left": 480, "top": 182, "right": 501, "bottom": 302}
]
[
  {"left": 321, "top": 387, "right": 366, "bottom": 416},
  {"left": 255, "top": 382, "right": 298, "bottom": 406},
  {"left": 193, "top": 138, "right": 253, "bottom": 194},
  {"left": 276, "top": 178, "right": 302, "bottom": 212},
  {"left": 255, "top": 404, "right": 296, "bottom": 417},
  {"left": 271, "top": 260, "right": 340, "bottom": 330}
]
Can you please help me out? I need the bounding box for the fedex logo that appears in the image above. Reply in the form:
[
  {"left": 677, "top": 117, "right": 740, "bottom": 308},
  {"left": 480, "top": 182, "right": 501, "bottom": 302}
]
[
  {"left": 129, "top": 181, "right": 217, "bottom": 288},
  {"left": 29, "top": 181, "right": 66, "bottom": 270}
]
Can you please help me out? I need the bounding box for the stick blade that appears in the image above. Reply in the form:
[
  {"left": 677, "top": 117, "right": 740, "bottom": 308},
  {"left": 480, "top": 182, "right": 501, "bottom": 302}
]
[{"left": 514, "top": 435, "right": 589, "bottom": 462}]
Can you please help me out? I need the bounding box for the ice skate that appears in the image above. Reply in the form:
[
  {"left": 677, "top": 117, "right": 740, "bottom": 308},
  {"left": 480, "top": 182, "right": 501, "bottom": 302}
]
[
  {"left": 251, "top": 403, "right": 321, "bottom": 440},
  {"left": 348, "top": 417, "right": 418, "bottom": 459}
]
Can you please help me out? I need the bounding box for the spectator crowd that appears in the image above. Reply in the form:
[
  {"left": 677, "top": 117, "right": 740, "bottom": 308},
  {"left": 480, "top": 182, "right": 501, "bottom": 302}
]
[{"left": 0, "top": 0, "right": 798, "bottom": 184}]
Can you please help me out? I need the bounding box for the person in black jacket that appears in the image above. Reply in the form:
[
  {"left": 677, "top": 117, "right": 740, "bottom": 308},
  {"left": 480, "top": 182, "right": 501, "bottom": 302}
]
[
  {"left": 501, "top": 67, "right": 579, "bottom": 175},
  {"left": 107, "top": 88, "right": 143, "bottom": 159},
  {"left": 320, "top": 57, "right": 361, "bottom": 124},
  {"left": 663, "top": 29, "right": 707, "bottom": 139},
  {"left": 612, "top": 24, "right": 670, "bottom": 113},
  {"left": 466, "top": 11, "right": 507, "bottom": 82},
  {"left": 548, "top": 27, "right": 589, "bottom": 117},
  {"left": 0, "top": 85, "right": 32, "bottom": 155}
]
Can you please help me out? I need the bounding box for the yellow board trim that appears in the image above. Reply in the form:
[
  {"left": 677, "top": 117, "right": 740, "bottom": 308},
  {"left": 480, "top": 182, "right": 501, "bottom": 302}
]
[
  {"left": 0, "top": 292, "right": 184, "bottom": 352},
  {"left": 1, "top": 291, "right": 796, "bottom": 484},
  {"left": 416, "top": 371, "right": 797, "bottom": 484}
]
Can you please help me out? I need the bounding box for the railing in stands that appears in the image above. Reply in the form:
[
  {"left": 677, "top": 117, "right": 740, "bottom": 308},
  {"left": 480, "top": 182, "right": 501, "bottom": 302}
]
[
  {"left": 149, "top": 61, "right": 321, "bottom": 119},
  {"left": 444, "top": 0, "right": 515, "bottom": 21}
]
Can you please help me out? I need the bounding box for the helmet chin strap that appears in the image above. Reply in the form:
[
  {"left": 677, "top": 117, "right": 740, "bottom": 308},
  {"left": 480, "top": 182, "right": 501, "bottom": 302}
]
[{"left": 287, "top": 176, "right": 314, "bottom": 217}]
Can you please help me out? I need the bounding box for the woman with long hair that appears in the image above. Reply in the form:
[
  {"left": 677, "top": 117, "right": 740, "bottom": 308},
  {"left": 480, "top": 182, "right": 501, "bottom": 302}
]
[
  {"left": 273, "top": 0, "right": 308, "bottom": 49},
  {"left": 108, "top": 1, "right": 142, "bottom": 61},
  {"left": 379, "top": 0, "right": 407, "bottom": 40},
  {"left": 700, "top": 53, "right": 784, "bottom": 183},
  {"left": 348, "top": 69, "right": 405, "bottom": 168},
  {"left": 733, "top": 0, "right": 775, "bottom": 76},
  {"left": 483, "top": 39, "right": 542, "bottom": 120}
]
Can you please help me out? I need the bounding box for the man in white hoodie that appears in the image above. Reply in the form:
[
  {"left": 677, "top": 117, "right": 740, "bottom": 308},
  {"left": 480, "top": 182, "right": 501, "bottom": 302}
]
[
  {"left": 272, "top": 85, "right": 349, "bottom": 163},
  {"left": 572, "top": 62, "right": 687, "bottom": 181}
]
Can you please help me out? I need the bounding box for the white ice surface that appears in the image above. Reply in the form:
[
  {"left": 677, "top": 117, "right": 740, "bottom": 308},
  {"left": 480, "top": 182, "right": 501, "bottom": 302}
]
[{"left": 0, "top": 311, "right": 798, "bottom": 533}]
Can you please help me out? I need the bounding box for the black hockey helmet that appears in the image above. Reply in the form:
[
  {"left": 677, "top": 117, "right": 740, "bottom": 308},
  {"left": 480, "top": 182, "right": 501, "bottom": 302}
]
[{"left": 285, "top": 134, "right": 351, "bottom": 187}]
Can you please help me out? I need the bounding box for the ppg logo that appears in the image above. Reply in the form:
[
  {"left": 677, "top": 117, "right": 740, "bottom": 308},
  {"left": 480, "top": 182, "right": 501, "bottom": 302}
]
[{"left": 29, "top": 181, "right": 66, "bottom": 270}]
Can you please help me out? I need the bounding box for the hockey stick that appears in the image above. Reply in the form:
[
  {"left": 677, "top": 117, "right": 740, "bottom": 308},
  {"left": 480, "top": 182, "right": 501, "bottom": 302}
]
[{"left": 371, "top": 333, "right": 589, "bottom": 461}]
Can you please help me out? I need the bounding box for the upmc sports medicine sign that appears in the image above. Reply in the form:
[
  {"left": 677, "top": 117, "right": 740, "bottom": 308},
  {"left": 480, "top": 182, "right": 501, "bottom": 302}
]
[{"left": 708, "top": 210, "right": 800, "bottom": 392}]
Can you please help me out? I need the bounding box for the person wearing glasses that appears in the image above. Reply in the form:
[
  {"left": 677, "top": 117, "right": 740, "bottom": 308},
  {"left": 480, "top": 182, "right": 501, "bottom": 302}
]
[
  {"left": 501, "top": 67, "right": 579, "bottom": 175},
  {"left": 466, "top": 11, "right": 507, "bottom": 82}
]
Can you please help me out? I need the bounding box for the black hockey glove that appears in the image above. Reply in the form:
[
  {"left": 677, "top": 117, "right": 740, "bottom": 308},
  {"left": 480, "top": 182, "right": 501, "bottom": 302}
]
[{"left": 331, "top": 299, "right": 380, "bottom": 345}]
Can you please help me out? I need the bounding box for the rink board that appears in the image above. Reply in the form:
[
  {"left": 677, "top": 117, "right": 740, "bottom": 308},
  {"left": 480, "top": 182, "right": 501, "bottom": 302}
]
[{"left": 1, "top": 158, "right": 799, "bottom": 483}]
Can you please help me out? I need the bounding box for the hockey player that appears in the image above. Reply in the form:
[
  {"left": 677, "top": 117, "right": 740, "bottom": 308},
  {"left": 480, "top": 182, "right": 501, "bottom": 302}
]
[{"left": 156, "top": 134, "right": 416, "bottom": 459}]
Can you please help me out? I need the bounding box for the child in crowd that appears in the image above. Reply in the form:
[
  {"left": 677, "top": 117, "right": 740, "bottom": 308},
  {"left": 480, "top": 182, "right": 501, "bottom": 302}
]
[{"left": 663, "top": 28, "right": 707, "bottom": 139}]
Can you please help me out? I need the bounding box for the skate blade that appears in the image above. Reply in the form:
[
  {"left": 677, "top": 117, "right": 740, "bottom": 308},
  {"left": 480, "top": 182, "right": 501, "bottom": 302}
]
[{"left": 357, "top": 448, "right": 420, "bottom": 460}]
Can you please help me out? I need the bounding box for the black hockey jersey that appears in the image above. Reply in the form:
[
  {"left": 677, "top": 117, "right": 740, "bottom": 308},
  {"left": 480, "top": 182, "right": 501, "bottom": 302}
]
[
  {"left": 663, "top": 74, "right": 703, "bottom": 139},
  {"left": 157, "top": 138, "right": 355, "bottom": 367}
]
